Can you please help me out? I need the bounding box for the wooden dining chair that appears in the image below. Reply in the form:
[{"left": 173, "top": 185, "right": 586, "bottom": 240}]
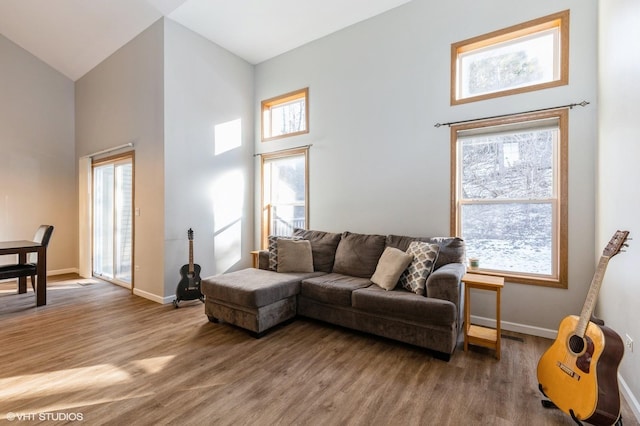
[{"left": 0, "top": 225, "right": 54, "bottom": 291}]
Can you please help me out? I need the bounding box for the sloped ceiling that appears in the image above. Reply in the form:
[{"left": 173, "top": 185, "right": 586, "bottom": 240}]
[{"left": 0, "top": 0, "right": 412, "bottom": 81}]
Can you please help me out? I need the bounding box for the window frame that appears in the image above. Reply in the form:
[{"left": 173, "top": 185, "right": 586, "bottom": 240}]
[
  {"left": 260, "top": 147, "right": 309, "bottom": 249},
  {"left": 451, "top": 10, "right": 569, "bottom": 105},
  {"left": 261, "top": 88, "right": 309, "bottom": 142},
  {"left": 450, "top": 109, "right": 568, "bottom": 288}
]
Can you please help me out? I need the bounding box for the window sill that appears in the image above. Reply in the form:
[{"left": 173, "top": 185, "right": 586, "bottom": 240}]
[{"left": 465, "top": 268, "right": 566, "bottom": 289}]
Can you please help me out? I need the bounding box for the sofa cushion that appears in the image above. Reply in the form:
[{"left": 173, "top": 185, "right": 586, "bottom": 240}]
[
  {"left": 332, "top": 232, "right": 386, "bottom": 278},
  {"left": 371, "top": 247, "right": 414, "bottom": 291},
  {"left": 398, "top": 242, "right": 440, "bottom": 295},
  {"left": 293, "top": 228, "right": 342, "bottom": 273},
  {"left": 201, "top": 268, "right": 323, "bottom": 308},
  {"left": 386, "top": 235, "right": 465, "bottom": 270},
  {"left": 268, "top": 235, "right": 302, "bottom": 271},
  {"left": 352, "top": 285, "right": 456, "bottom": 326},
  {"left": 301, "top": 273, "right": 372, "bottom": 306},
  {"left": 277, "top": 239, "right": 314, "bottom": 273}
]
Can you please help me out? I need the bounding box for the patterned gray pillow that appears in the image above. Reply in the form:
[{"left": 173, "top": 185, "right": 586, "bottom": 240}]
[
  {"left": 268, "top": 235, "right": 302, "bottom": 271},
  {"left": 399, "top": 242, "right": 440, "bottom": 295}
]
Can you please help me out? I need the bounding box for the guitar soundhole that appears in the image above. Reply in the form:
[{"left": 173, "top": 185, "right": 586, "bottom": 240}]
[{"left": 568, "top": 334, "right": 585, "bottom": 355}]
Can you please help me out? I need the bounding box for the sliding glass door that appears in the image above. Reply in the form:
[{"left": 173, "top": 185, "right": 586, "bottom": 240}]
[{"left": 93, "top": 156, "right": 133, "bottom": 286}]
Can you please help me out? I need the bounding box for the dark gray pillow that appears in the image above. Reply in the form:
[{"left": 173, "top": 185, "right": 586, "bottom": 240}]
[
  {"left": 277, "top": 239, "right": 314, "bottom": 273},
  {"left": 293, "top": 228, "right": 342, "bottom": 273},
  {"left": 332, "top": 232, "right": 386, "bottom": 278}
]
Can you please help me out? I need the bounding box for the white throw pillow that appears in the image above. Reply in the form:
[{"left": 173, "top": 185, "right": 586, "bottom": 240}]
[{"left": 371, "top": 247, "right": 414, "bottom": 291}]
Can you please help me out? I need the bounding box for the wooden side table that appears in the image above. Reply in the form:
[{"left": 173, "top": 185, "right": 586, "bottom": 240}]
[
  {"left": 250, "top": 251, "right": 260, "bottom": 268},
  {"left": 462, "top": 273, "right": 505, "bottom": 360}
]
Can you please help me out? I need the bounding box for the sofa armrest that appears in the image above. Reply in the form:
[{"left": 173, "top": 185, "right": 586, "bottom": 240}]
[
  {"left": 426, "top": 263, "right": 465, "bottom": 306},
  {"left": 426, "top": 263, "right": 466, "bottom": 332},
  {"left": 258, "top": 250, "right": 270, "bottom": 270}
]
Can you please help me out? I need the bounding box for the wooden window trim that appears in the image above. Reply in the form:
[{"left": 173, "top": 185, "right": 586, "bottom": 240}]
[
  {"left": 260, "top": 147, "right": 310, "bottom": 249},
  {"left": 451, "top": 10, "right": 569, "bottom": 105},
  {"left": 261, "top": 88, "right": 309, "bottom": 142},
  {"left": 450, "top": 109, "right": 568, "bottom": 288},
  {"left": 91, "top": 150, "right": 134, "bottom": 167}
]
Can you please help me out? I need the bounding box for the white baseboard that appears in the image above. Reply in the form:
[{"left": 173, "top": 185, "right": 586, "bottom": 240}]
[
  {"left": 49, "top": 268, "right": 79, "bottom": 276},
  {"left": 162, "top": 295, "right": 176, "bottom": 304},
  {"left": 470, "top": 315, "right": 557, "bottom": 339},
  {"left": 133, "top": 287, "right": 173, "bottom": 304},
  {"left": 619, "top": 374, "right": 640, "bottom": 423}
]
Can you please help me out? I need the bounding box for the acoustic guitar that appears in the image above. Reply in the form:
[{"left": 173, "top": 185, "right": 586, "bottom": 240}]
[
  {"left": 537, "top": 230, "right": 629, "bottom": 426},
  {"left": 173, "top": 228, "right": 204, "bottom": 308}
]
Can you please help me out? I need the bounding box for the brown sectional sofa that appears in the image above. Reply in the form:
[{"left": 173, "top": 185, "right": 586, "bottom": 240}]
[{"left": 201, "top": 229, "right": 466, "bottom": 360}]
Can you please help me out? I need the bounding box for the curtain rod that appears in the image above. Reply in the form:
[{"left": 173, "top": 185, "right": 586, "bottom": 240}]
[
  {"left": 254, "top": 144, "right": 313, "bottom": 157},
  {"left": 81, "top": 142, "right": 134, "bottom": 159},
  {"left": 434, "top": 101, "right": 590, "bottom": 128}
]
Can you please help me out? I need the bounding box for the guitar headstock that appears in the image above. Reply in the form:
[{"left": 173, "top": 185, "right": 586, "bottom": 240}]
[
  {"left": 188, "top": 228, "right": 194, "bottom": 241},
  {"left": 603, "top": 230, "right": 630, "bottom": 258}
]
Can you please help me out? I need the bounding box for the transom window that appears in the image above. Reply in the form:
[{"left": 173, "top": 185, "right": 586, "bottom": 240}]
[
  {"left": 451, "top": 10, "right": 569, "bottom": 105},
  {"left": 261, "top": 88, "right": 309, "bottom": 141},
  {"left": 451, "top": 109, "right": 568, "bottom": 287}
]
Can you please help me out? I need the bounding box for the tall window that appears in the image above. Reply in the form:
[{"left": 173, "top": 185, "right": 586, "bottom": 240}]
[
  {"left": 451, "top": 10, "right": 569, "bottom": 105},
  {"left": 451, "top": 109, "right": 568, "bottom": 287},
  {"left": 261, "top": 88, "right": 309, "bottom": 141},
  {"left": 261, "top": 147, "right": 309, "bottom": 248}
]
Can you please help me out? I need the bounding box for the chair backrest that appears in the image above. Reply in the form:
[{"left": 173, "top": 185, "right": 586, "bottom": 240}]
[
  {"left": 29, "top": 225, "right": 54, "bottom": 263},
  {"left": 33, "top": 225, "right": 54, "bottom": 246}
]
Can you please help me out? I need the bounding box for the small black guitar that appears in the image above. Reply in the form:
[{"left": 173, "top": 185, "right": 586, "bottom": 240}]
[{"left": 173, "top": 228, "right": 204, "bottom": 308}]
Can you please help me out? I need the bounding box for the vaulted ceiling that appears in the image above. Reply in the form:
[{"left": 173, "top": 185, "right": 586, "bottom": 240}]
[{"left": 0, "top": 0, "right": 412, "bottom": 81}]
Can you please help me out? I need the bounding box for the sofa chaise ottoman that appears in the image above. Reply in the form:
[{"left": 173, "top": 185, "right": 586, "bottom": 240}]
[{"left": 202, "top": 268, "right": 324, "bottom": 336}]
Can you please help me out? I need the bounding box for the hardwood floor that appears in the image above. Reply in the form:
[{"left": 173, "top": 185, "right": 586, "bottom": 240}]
[{"left": 0, "top": 275, "right": 637, "bottom": 426}]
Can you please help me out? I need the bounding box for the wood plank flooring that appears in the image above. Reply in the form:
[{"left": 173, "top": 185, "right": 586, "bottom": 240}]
[{"left": 0, "top": 275, "right": 638, "bottom": 426}]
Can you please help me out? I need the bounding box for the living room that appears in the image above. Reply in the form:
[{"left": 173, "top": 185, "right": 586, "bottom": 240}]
[{"left": 1, "top": 0, "right": 638, "bottom": 424}]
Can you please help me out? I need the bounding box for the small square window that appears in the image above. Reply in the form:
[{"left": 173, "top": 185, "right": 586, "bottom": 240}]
[
  {"left": 261, "top": 88, "right": 309, "bottom": 141},
  {"left": 451, "top": 10, "right": 569, "bottom": 105}
]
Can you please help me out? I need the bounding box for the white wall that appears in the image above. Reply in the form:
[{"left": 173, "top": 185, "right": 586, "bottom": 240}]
[
  {"left": 598, "top": 0, "right": 640, "bottom": 417},
  {"left": 75, "top": 20, "right": 165, "bottom": 301},
  {"left": 163, "top": 19, "right": 255, "bottom": 299},
  {"left": 255, "top": 0, "right": 598, "bottom": 334},
  {"left": 75, "top": 18, "right": 255, "bottom": 303},
  {"left": 0, "top": 34, "right": 76, "bottom": 272}
]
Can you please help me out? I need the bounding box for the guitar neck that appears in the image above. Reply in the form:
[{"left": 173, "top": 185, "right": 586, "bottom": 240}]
[
  {"left": 189, "top": 240, "right": 194, "bottom": 274},
  {"left": 576, "top": 256, "right": 610, "bottom": 336}
]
